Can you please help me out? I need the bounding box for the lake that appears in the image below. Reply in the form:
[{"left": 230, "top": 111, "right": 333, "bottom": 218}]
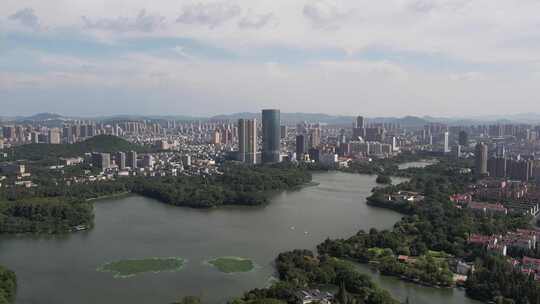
[{"left": 0, "top": 172, "right": 478, "bottom": 304}]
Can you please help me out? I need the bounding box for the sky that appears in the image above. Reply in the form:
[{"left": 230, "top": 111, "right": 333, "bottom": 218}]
[{"left": 1, "top": 0, "right": 540, "bottom": 117}]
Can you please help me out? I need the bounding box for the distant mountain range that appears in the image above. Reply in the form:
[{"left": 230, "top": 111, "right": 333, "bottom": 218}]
[
  {"left": 2, "top": 112, "right": 540, "bottom": 127},
  {"left": 211, "top": 113, "right": 437, "bottom": 127},
  {"left": 211, "top": 112, "right": 356, "bottom": 125}
]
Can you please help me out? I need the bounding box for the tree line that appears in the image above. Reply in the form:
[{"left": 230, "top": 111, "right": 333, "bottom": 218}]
[
  {"left": 0, "top": 164, "right": 312, "bottom": 233},
  {"left": 231, "top": 250, "right": 399, "bottom": 304},
  {"left": 0, "top": 266, "right": 16, "bottom": 304}
]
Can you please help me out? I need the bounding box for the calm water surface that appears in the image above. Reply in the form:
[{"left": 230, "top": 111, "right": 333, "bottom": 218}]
[{"left": 0, "top": 171, "right": 478, "bottom": 304}]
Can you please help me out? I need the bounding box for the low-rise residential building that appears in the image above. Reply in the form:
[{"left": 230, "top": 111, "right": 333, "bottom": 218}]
[
  {"left": 468, "top": 202, "right": 508, "bottom": 215},
  {"left": 386, "top": 191, "right": 425, "bottom": 203},
  {"left": 297, "top": 289, "right": 333, "bottom": 304}
]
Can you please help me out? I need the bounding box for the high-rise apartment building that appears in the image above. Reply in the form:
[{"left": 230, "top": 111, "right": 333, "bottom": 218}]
[
  {"left": 280, "top": 125, "right": 287, "bottom": 139},
  {"left": 365, "top": 127, "right": 384, "bottom": 142},
  {"left": 352, "top": 116, "right": 366, "bottom": 140},
  {"left": 488, "top": 157, "right": 507, "bottom": 178},
  {"left": 238, "top": 119, "right": 257, "bottom": 164},
  {"left": 30, "top": 132, "right": 39, "bottom": 144},
  {"left": 116, "top": 152, "right": 126, "bottom": 170},
  {"left": 238, "top": 119, "right": 246, "bottom": 163},
  {"left": 48, "top": 128, "right": 61, "bottom": 144},
  {"left": 142, "top": 154, "right": 154, "bottom": 168},
  {"left": 80, "top": 125, "right": 87, "bottom": 138},
  {"left": 92, "top": 153, "right": 111, "bottom": 170},
  {"left": 508, "top": 159, "right": 534, "bottom": 182},
  {"left": 211, "top": 129, "right": 221, "bottom": 145},
  {"left": 262, "top": 109, "right": 281, "bottom": 163},
  {"left": 127, "top": 151, "right": 137, "bottom": 169},
  {"left": 443, "top": 131, "right": 450, "bottom": 153},
  {"left": 475, "top": 143, "right": 488, "bottom": 177},
  {"left": 87, "top": 125, "right": 95, "bottom": 137},
  {"left": 2, "top": 126, "right": 15, "bottom": 140},
  {"left": 309, "top": 127, "right": 321, "bottom": 149}
]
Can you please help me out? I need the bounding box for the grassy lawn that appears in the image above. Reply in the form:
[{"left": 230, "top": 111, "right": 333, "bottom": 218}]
[
  {"left": 208, "top": 257, "right": 254, "bottom": 273},
  {"left": 97, "top": 257, "right": 185, "bottom": 278}
]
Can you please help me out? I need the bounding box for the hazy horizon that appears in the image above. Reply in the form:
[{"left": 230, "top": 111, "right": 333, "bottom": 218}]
[
  {"left": 4, "top": 111, "right": 540, "bottom": 122},
  {"left": 2, "top": 0, "right": 540, "bottom": 117}
]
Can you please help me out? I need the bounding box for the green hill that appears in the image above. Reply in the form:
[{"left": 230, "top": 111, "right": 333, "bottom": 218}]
[{"left": 8, "top": 135, "right": 148, "bottom": 163}]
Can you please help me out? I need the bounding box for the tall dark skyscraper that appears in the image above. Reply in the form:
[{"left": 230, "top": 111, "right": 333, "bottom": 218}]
[
  {"left": 91, "top": 153, "right": 111, "bottom": 170},
  {"left": 115, "top": 152, "right": 126, "bottom": 170},
  {"left": 296, "top": 134, "right": 307, "bottom": 161},
  {"left": 353, "top": 115, "right": 366, "bottom": 139},
  {"left": 262, "top": 109, "right": 281, "bottom": 163},
  {"left": 458, "top": 131, "right": 468, "bottom": 146},
  {"left": 127, "top": 151, "right": 137, "bottom": 169},
  {"left": 355, "top": 116, "right": 365, "bottom": 129},
  {"left": 475, "top": 142, "right": 488, "bottom": 177}
]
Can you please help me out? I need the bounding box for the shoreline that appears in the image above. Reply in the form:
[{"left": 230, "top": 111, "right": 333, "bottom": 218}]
[{"left": 85, "top": 191, "right": 132, "bottom": 202}]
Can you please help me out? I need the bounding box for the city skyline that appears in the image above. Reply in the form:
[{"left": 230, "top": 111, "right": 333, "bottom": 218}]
[
  {"left": 3, "top": 1, "right": 540, "bottom": 302},
  {"left": 3, "top": 0, "right": 540, "bottom": 117},
  {"left": 2, "top": 102, "right": 540, "bottom": 304}
]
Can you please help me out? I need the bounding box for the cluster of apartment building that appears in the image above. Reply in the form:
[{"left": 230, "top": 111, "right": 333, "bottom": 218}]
[
  {"left": 468, "top": 229, "right": 538, "bottom": 257},
  {"left": 450, "top": 189, "right": 540, "bottom": 217},
  {"left": 468, "top": 229, "right": 540, "bottom": 280}
]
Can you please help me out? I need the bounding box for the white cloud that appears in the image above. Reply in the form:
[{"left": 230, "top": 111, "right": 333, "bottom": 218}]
[
  {"left": 302, "top": 0, "right": 350, "bottom": 30},
  {"left": 172, "top": 46, "right": 194, "bottom": 59},
  {"left": 8, "top": 8, "right": 41, "bottom": 30},
  {"left": 3, "top": 0, "right": 540, "bottom": 116},
  {"left": 316, "top": 60, "right": 409, "bottom": 81},
  {"left": 81, "top": 9, "right": 166, "bottom": 32},
  {"left": 449, "top": 72, "right": 485, "bottom": 81},
  {"left": 176, "top": 2, "right": 241, "bottom": 28},
  {"left": 238, "top": 12, "right": 277, "bottom": 29},
  {"left": 407, "top": 0, "right": 471, "bottom": 13},
  {"left": 4, "top": 0, "right": 540, "bottom": 65},
  {"left": 408, "top": 0, "right": 437, "bottom": 13},
  {"left": 4, "top": 51, "right": 518, "bottom": 116}
]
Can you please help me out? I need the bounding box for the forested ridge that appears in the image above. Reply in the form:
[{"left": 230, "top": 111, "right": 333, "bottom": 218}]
[{"left": 5, "top": 135, "right": 148, "bottom": 164}]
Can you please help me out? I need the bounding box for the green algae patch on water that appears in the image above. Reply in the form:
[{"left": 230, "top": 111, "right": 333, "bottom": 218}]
[
  {"left": 97, "top": 257, "right": 186, "bottom": 278},
  {"left": 207, "top": 257, "right": 255, "bottom": 273}
]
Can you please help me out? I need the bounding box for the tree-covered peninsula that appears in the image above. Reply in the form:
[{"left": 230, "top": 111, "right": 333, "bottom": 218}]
[
  {"left": 0, "top": 164, "right": 312, "bottom": 233},
  {"left": 130, "top": 164, "right": 312, "bottom": 208}
]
